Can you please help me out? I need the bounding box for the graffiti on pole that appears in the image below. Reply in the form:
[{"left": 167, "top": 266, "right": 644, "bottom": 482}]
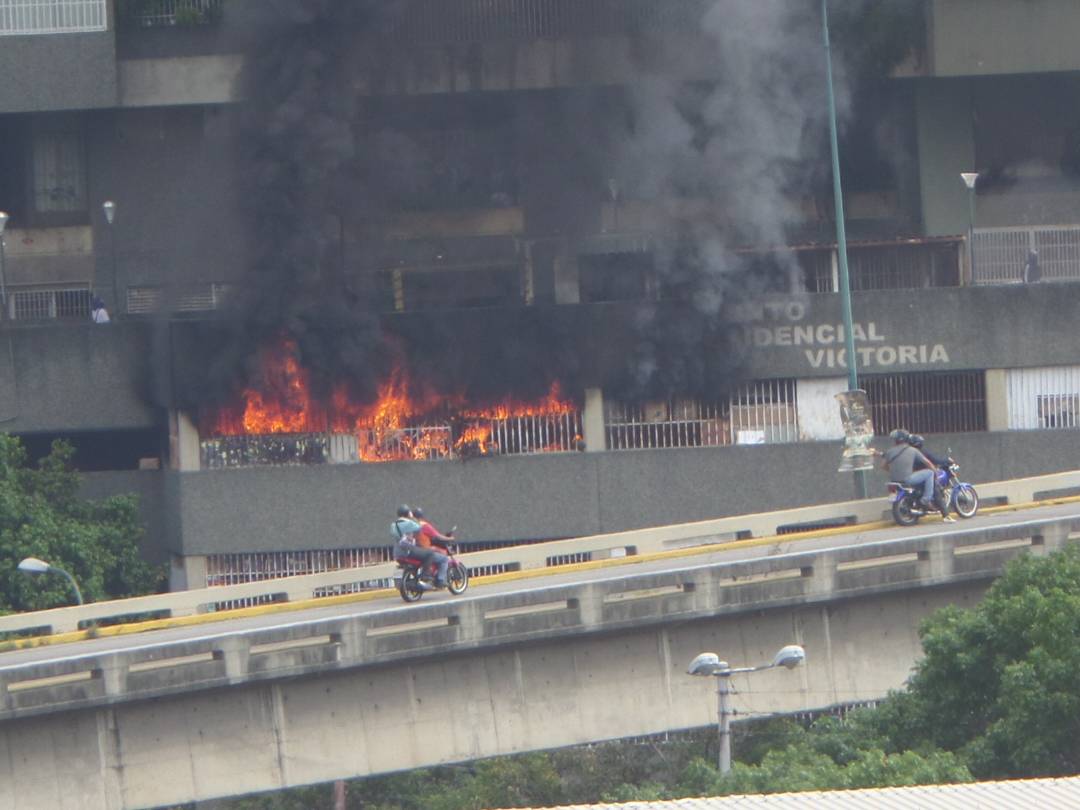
[{"left": 835, "top": 389, "right": 875, "bottom": 472}]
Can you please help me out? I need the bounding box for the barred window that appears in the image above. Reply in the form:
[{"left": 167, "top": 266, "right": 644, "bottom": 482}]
[
  {"left": 864, "top": 371, "right": 986, "bottom": 435},
  {"left": 0, "top": 0, "right": 106, "bottom": 35},
  {"left": 31, "top": 119, "right": 86, "bottom": 216},
  {"left": 605, "top": 379, "right": 798, "bottom": 450},
  {"left": 1006, "top": 366, "right": 1080, "bottom": 429}
]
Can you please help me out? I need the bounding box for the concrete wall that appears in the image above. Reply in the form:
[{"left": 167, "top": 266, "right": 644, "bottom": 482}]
[
  {"left": 79, "top": 471, "right": 170, "bottom": 566},
  {"left": 0, "top": 584, "right": 984, "bottom": 810},
  {"left": 915, "top": 79, "right": 975, "bottom": 237},
  {"left": 0, "top": 322, "right": 161, "bottom": 433},
  {"left": 163, "top": 428, "right": 1080, "bottom": 555},
  {"left": 0, "top": 32, "right": 117, "bottom": 113},
  {"left": 929, "top": 0, "right": 1080, "bottom": 77}
]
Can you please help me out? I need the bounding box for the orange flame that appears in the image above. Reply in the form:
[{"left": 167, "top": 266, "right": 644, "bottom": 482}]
[{"left": 201, "top": 338, "right": 580, "bottom": 462}]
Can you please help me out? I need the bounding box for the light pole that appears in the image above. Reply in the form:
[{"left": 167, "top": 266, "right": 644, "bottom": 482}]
[
  {"left": 688, "top": 644, "right": 806, "bottom": 774},
  {"left": 18, "top": 557, "right": 84, "bottom": 606},
  {"left": 102, "top": 200, "right": 118, "bottom": 315},
  {"left": 0, "top": 210, "right": 9, "bottom": 319},
  {"left": 960, "top": 173, "right": 979, "bottom": 283},
  {"left": 821, "top": 0, "right": 867, "bottom": 498}
]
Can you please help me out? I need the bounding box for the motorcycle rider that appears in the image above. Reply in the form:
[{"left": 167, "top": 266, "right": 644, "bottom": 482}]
[
  {"left": 907, "top": 434, "right": 954, "bottom": 521},
  {"left": 390, "top": 504, "right": 448, "bottom": 590},
  {"left": 872, "top": 429, "right": 951, "bottom": 520},
  {"left": 412, "top": 506, "right": 453, "bottom": 588}
]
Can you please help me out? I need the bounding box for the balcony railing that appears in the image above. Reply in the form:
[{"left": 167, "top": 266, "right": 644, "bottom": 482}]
[
  {"left": 0, "top": 0, "right": 106, "bottom": 35},
  {"left": 117, "top": 0, "right": 222, "bottom": 28},
  {"left": 972, "top": 225, "right": 1080, "bottom": 284},
  {"left": 2, "top": 283, "right": 91, "bottom": 321}
]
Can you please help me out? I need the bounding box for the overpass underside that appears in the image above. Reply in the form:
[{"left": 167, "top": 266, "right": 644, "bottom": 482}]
[{"left": 3, "top": 582, "right": 986, "bottom": 810}]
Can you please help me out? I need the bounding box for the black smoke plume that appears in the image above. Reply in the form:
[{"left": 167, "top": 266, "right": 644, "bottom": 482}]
[{"left": 164, "top": 0, "right": 916, "bottom": 413}]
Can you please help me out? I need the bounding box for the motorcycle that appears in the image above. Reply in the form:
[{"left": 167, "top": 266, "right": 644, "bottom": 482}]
[
  {"left": 395, "top": 531, "right": 469, "bottom": 603},
  {"left": 888, "top": 460, "right": 979, "bottom": 526}
]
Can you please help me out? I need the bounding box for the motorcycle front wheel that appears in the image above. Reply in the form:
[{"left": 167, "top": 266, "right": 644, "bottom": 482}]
[
  {"left": 892, "top": 497, "right": 920, "bottom": 526},
  {"left": 398, "top": 568, "right": 425, "bottom": 603},
  {"left": 447, "top": 561, "right": 469, "bottom": 595},
  {"left": 953, "top": 484, "right": 979, "bottom": 518}
]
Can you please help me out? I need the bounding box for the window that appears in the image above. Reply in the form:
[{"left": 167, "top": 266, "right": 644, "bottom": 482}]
[
  {"left": 1038, "top": 394, "right": 1079, "bottom": 429},
  {"left": 31, "top": 117, "right": 87, "bottom": 219},
  {"left": 864, "top": 371, "right": 986, "bottom": 435},
  {"left": 579, "top": 252, "right": 654, "bottom": 303},
  {"left": 380, "top": 265, "right": 524, "bottom": 311}
]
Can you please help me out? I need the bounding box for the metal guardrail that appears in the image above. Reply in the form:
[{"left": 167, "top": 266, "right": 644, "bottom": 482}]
[
  {"left": 1, "top": 469, "right": 1079, "bottom": 640},
  {"left": 2, "top": 507, "right": 1079, "bottom": 722}
]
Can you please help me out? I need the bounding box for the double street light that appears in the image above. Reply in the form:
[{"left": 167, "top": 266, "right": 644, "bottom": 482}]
[
  {"left": 18, "top": 557, "right": 84, "bottom": 606},
  {"left": 688, "top": 644, "right": 806, "bottom": 774}
]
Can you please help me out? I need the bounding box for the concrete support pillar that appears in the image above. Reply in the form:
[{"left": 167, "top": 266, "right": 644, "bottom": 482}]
[
  {"left": 984, "top": 368, "right": 1009, "bottom": 431},
  {"left": 170, "top": 554, "right": 208, "bottom": 593},
  {"left": 170, "top": 409, "right": 202, "bottom": 471},
  {"left": 582, "top": 387, "right": 606, "bottom": 452}
]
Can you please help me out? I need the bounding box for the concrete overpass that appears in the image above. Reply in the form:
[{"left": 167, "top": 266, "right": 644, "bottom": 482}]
[{"left": 2, "top": 486, "right": 1079, "bottom": 809}]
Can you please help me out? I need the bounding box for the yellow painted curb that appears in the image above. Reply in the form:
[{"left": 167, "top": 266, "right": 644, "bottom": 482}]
[{"left": 5, "top": 493, "right": 1079, "bottom": 654}]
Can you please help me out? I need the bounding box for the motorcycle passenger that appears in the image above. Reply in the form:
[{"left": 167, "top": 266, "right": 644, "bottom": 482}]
[
  {"left": 908, "top": 435, "right": 954, "bottom": 522},
  {"left": 873, "top": 429, "right": 941, "bottom": 514},
  {"left": 412, "top": 506, "right": 453, "bottom": 588},
  {"left": 391, "top": 505, "right": 448, "bottom": 590}
]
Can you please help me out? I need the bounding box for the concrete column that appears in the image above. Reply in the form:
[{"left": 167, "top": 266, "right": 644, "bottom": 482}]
[
  {"left": 553, "top": 241, "right": 580, "bottom": 304},
  {"left": 170, "top": 409, "right": 202, "bottom": 471},
  {"left": 915, "top": 78, "right": 976, "bottom": 237},
  {"left": 582, "top": 387, "right": 606, "bottom": 452},
  {"left": 984, "top": 369, "right": 1009, "bottom": 431},
  {"left": 170, "top": 553, "right": 208, "bottom": 593}
]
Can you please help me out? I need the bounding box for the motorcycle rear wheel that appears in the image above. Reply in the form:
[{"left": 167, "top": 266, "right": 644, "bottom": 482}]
[
  {"left": 447, "top": 561, "right": 469, "bottom": 595},
  {"left": 398, "top": 568, "right": 425, "bottom": 603},
  {"left": 953, "top": 484, "right": 979, "bottom": 518},
  {"left": 892, "top": 497, "right": 920, "bottom": 526}
]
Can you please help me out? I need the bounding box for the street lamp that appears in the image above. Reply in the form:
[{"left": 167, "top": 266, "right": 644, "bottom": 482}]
[
  {"left": 0, "top": 210, "right": 9, "bottom": 318},
  {"left": 960, "top": 173, "right": 979, "bottom": 282},
  {"left": 688, "top": 644, "right": 806, "bottom": 774},
  {"left": 821, "top": 1, "right": 867, "bottom": 499},
  {"left": 18, "top": 557, "right": 84, "bottom": 606},
  {"left": 102, "top": 200, "right": 118, "bottom": 314}
]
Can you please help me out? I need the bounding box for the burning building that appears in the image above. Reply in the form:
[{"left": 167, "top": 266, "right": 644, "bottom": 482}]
[{"left": 1, "top": 0, "right": 1080, "bottom": 591}]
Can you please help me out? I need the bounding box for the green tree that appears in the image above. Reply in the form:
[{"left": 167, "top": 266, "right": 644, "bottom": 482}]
[
  {"left": 860, "top": 542, "right": 1080, "bottom": 778},
  {"left": 0, "top": 434, "right": 162, "bottom": 613}
]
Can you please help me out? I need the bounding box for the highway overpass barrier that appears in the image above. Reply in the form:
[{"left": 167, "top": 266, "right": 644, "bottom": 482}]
[
  {"left": 1, "top": 468, "right": 1078, "bottom": 642},
  {"left": 1, "top": 510, "right": 1079, "bottom": 723}
]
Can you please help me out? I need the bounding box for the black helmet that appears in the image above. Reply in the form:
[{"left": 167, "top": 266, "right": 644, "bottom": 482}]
[
  {"left": 396, "top": 504, "right": 411, "bottom": 518},
  {"left": 889, "top": 429, "right": 909, "bottom": 443},
  {"left": 412, "top": 506, "right": 424, "bottom": 519},
  {"left": 908, "top": 434, "right": 925, "bottom": 448}
]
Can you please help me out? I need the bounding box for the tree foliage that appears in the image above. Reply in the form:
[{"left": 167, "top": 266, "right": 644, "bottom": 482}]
[
  {"left": 858, "top": 542, "right": 1080, "bottom": 778},
  {"left": 0, "top": 434, "right": 162, "bottom": 613}
]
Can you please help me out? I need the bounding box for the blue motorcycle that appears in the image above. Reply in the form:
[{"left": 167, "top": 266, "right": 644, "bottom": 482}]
[{"left": 888, "top": 460, "right": 979, "bottom": 526}]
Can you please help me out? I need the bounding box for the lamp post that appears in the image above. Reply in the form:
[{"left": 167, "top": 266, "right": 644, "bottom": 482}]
[
  {"left": 821, "top": 0, "right": 867, "bottom": 499},
  {"left": 960, "top": 173, "right": 979, "bottom": 283},
  {"left": 102, "top": 200, "right": 118, "bottom": 315},
  {"left": 18, "top": 557, "right": 84, "bottom": 606},
  {"left": 688, "top": 644, "right": 806, "bottom": 774},
  {"left": 0, "top": 210, "right": 9, "bottom": 318}
]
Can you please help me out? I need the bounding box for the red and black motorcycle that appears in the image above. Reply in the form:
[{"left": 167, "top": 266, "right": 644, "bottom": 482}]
[{"left": 394, "top": 532, "right": 469, "bottom": 603}]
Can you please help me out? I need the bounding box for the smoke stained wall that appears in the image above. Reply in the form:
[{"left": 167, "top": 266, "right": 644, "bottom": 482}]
[{"left": 166, "top": 0, "right": 895, "bottom": 414}]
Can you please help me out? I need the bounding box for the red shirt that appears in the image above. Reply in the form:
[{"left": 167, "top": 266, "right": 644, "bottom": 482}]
[{"left": 417, "top": 520, "right": 446, "bottom": 550}]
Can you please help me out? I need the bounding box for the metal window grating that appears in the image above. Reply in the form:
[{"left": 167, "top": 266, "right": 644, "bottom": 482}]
[
  {"left": 390, "top": 0, "right": 703, "bottom": 44},
  {"left": 605, "top": 379, "right": 798, "bottom": 451},
  {"left": 119, "top": 0, "right": 222, "bottom": 27},
  {"left": 1006, "top": 366, "right": 1080, "bottom": 430},
  {"left": 206, "top": 548, "right": 395, "bottom": 608},
  {"left": 5, "top": 285, "right": 90, "bottom": 321},
  {"left": 127, "top": 284, "right": 232, "bottom": 314},
  {"left": 864, "top": 371, "right": 987, "bottom": 435},
  {"left": 0, "top": 0, "right": 106, "bottom": 35},
  {"left": 972, "top": 225, "right": 1080, "bottom": 284}
]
